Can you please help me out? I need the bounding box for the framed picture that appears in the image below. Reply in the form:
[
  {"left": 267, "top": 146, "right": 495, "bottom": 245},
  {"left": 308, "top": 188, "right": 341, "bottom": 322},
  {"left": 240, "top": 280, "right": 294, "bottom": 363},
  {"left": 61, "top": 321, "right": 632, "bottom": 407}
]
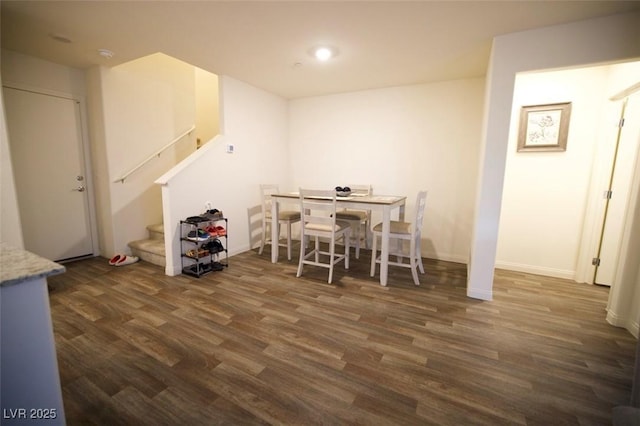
[{"left": 517, "top": 102, "right": 572, "bottom": 152}]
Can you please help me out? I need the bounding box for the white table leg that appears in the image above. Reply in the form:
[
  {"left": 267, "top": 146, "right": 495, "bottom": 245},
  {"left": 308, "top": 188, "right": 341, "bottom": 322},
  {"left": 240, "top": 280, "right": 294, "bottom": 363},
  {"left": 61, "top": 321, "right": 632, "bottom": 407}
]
[
  {"left": 380, "top": 206, "right": 390, "bottom": 286},
  {"left": 271, "top": 199, "right": 279, "bottom": 263}
]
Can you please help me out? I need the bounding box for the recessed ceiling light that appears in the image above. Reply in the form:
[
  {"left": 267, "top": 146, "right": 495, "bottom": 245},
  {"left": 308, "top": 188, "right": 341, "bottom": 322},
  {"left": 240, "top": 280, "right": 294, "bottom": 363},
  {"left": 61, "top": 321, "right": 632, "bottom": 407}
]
[{"left": 310, "top": 46, "right": 337, "bottom": 62}]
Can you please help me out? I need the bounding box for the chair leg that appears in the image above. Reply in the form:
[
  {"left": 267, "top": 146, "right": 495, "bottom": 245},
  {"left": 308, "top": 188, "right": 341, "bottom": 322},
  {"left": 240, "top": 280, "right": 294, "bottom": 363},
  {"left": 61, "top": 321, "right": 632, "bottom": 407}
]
[
  {"left": 363, "top": 220, "right": 370, "bottom": 249},
  {"left": 416, "top": 235, "right": 425, "bottom": 274},
  {"left": 370, "top": 233, "right": 378, "bottom": 277},
  {"left": 259, "top": 219, "right": 267, "bottom": 255},
  {"left": 345, "top": 230, "right": 350, "bottom": 270},
  {"left": 409, "top": 239, "right": 420, "bottom": 286},
  {"left": 410, "top": 256, "right": 420, "bottom": 286},
  {"left": 328, "top": 237, "right": 336, "bottom": 284},
  {"left": 286, "top": 222, "right": 293, "bottom": 261},
  {"left": 296, "top": 233, "right": 305, "bottom": 278},
  {"left": 354, "top": 221, "right": 361, "bottom": 259},
  {"left": 277, "top": 223, "right": 281, "bottom": 245}
]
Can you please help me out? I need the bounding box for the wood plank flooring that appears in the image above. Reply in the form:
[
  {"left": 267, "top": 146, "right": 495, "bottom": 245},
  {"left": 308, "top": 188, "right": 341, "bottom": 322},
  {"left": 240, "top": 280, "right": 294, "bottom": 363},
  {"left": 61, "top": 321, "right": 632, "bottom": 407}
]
[{"left": 47, "top": 247, "right": 637, "bottom": 425}]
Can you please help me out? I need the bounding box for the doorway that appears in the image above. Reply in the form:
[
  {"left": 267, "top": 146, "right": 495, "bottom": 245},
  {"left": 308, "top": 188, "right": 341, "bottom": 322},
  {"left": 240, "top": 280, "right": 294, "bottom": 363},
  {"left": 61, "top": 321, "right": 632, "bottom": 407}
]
[
  {"left": 3, "top": 86, "right": 96, "bottom": 262},
  {"left": 496, "top": 61, "right": 640, "bottom": 287}
]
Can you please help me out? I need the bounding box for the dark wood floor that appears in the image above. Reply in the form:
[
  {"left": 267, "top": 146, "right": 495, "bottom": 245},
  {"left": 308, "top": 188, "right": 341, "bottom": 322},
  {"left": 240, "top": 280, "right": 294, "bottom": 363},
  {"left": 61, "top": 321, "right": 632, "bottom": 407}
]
[{"left": 47, "top": 247, "right": 637, "bottom": 425}]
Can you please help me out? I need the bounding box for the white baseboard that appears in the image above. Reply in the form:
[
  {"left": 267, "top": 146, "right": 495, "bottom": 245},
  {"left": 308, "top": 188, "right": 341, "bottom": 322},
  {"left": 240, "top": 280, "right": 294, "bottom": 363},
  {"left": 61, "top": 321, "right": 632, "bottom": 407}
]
[
  {"left": 466, "top": 284, "right": 493, "bottom": 301},
  {"left": 494, "top": 260, "right": 575, "bottom": 280},
  {"left": 166, "top": 264, "right": 181, "bottom": 277},
  {"left": 607, "top": 309, "right": 640, "bottom": 338},
  {"left": 422, "top": 250, "right": 468, "bottom": 265},
  {"left": 229, "top": 244, "right": 250, "bottom": 258}
]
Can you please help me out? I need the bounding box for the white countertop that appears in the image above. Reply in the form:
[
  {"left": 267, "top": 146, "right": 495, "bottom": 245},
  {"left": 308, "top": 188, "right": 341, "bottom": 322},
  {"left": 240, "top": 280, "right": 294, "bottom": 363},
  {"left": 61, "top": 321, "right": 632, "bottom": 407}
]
[{"left": 0, "top": 243, "right": 65, "bottom": 287}]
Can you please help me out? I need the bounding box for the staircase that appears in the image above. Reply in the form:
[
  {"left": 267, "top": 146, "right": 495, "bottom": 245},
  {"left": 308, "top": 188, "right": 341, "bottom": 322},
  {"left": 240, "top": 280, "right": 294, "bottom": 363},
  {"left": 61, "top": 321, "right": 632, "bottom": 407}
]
[{"left": 128, "top": 223, "right": 166, "bottom": 267}]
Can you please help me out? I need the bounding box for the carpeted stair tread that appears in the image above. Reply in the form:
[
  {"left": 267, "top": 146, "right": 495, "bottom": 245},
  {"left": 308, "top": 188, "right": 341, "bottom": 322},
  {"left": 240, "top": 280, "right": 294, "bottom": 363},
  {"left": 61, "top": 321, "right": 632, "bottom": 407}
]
[
  {"left": 129, "top": 238, "right": 164, "bottom": 254},
  {"left": 128, "top": 238, "right": 165, "bottom": 267}
]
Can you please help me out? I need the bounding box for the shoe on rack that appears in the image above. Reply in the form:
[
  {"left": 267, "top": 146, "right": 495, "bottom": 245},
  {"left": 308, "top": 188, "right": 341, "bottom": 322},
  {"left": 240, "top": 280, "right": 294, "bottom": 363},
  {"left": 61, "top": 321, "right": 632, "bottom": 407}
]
[
  {"left": 115, "top": 255, "right": 139, "bottom": 267},
  {"left": 186, "top": 249, "right": 209, "bottom": 258},
  {"left": 187, "top": 229, "right": 209, "bottom": 241},
  {"left": 203, "top": 209, "right": 224, "bottom": 220},
  {"left": 203, "top": 239, "right": 224, "bottom": 254},
  {"left": 205, "top": 225, "right": 218, "bottom": 237},
  {"left": 215, "top": 226, "right": 226, "bottom": 236},
  {"left": 185, "top": 216, "right": 208, "bottom": 224}
]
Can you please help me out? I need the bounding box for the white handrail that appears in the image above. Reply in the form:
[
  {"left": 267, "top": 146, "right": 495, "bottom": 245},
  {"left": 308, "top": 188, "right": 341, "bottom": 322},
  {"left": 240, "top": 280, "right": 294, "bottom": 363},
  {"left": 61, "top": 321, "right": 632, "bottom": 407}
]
[{"left": 114, "top": 125, "right": 195, "bottom": 183}]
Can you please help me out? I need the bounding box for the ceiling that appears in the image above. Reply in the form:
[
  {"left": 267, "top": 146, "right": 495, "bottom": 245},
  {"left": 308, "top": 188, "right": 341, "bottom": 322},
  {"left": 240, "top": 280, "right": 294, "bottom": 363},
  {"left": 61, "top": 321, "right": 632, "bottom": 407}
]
[{"left": 2, "top": 1, "right": 640, "bottom": 99}]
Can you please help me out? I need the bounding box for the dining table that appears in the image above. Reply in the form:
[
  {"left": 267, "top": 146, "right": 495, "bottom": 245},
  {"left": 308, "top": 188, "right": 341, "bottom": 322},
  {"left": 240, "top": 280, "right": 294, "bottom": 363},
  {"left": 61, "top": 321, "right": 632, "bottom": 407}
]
[{"left": 270, "top": 192, "right": 407, "bottom": 286}]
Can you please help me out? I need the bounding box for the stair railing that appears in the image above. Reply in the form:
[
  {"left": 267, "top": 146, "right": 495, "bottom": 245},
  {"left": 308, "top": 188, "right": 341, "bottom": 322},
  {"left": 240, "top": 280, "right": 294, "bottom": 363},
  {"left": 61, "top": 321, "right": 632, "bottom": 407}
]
[{"left": 114, "top": 125, "right": 195, "bottom": 183}]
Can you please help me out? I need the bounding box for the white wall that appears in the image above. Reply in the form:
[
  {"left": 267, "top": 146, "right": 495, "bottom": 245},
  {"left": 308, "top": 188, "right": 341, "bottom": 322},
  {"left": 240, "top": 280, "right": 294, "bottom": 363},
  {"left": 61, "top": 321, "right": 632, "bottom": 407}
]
[
  {"left": 215, "top": 74, "right": 291, "bottom": 252},
  {"left": 1, "top": 49, "right": 87, "bottom": 96},
  {"left": 469, "top": 11, "right": 640, "bottom": 301},
  {"left": 496, "top": 66, "right": 611, "bottom": 278},
  {"left": 95, "top": 53, "right": 197, "bottom": 256},
  {"left": 195, "top": 68, "right": 220, "bottom": 145},
  {"left": 86, "top": 66, "right": 114, "bottom": 258},
  {"left": 0, "top": 71, "right": 23, "bottom": 247},
  {"left": 1, "top": 49, "right": 91, "bottom": 250},
  {"left": 158, "top": 75, "right": 289, "bottom": 275},
  {"left": 1, "top": 49, "right": 197, "bottom": 259},
  {"left": 289, "top": 79, "right": 484, "bottom": 263}
]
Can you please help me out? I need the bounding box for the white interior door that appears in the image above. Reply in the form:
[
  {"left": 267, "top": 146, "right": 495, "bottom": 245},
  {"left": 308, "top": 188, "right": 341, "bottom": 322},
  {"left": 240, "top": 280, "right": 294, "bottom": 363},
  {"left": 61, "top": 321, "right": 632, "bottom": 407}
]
[
  {"left": 595, "top": 94, "right": 640, "bottom": 285},
  {"left": 3, "top": 87, "right": 94, "bottom": 261}
]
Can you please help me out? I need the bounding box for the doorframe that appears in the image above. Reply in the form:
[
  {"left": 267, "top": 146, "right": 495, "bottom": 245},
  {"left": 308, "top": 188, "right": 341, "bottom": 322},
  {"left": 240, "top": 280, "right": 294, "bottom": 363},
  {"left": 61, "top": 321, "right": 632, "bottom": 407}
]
[{"left": 2, "top": 81, "right": 100, "bottom": 258}]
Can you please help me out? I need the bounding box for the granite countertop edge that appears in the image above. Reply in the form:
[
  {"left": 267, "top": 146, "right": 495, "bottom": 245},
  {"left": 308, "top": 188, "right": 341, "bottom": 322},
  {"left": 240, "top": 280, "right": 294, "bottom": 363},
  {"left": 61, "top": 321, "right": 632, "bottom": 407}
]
[{"left": 0, "top": 243, "right": 66, "bottom": 287}]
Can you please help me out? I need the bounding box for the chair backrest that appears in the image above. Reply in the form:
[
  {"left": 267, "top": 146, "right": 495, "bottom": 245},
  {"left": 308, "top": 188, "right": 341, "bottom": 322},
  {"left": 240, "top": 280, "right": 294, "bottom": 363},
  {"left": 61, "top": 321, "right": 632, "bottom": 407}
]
[
  {"left": 412, "top": 190, "right": 428, "bottom": 237},
  {"left": 340, "top": 184, "right": 372, "bottom": 216},
  {"left": 260, "top": 184, "right": 279, "bottom": 216},
  {"left": 298, "top": 188, "right": 339, "bottom": 235},
  {"left": 347, "top": 184, "right": 372, "bottom": 196}
]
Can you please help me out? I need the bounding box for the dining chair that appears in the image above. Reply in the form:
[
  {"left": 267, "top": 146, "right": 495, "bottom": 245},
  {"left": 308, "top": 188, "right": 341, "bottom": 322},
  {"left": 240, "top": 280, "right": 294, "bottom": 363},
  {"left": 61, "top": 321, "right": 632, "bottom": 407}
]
[
  {"left": 370, "top": 190, "right": 428, "bottom": 286},
  {"left": 297, "top": 188, "right": 351, "bottom": 284},
  {"left": 335, "top": 184, "right": 372, "bottom": 259},
  {"left": 258, "top": 184, "right": 301, "bottom": 261}
]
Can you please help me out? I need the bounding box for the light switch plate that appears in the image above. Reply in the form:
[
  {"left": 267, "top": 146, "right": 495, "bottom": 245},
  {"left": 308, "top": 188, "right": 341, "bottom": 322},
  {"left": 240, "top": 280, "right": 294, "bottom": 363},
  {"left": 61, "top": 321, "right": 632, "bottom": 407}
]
[{"left": 226, "top": 144, "right": 234, "bottom": 154}]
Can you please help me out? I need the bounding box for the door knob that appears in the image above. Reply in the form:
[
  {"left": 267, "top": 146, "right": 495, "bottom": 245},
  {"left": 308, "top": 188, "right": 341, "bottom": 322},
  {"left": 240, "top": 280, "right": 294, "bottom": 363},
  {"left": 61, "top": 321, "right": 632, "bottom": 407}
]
[{"left": 73, "top": 186, "right": 86, "bottom": 192}]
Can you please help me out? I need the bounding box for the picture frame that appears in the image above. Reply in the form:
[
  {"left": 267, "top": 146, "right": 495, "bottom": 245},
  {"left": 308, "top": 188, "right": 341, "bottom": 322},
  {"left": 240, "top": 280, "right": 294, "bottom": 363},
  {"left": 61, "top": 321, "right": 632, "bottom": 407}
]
[{"left": 517, "top": 102, "right": 572, "bottom": 152}]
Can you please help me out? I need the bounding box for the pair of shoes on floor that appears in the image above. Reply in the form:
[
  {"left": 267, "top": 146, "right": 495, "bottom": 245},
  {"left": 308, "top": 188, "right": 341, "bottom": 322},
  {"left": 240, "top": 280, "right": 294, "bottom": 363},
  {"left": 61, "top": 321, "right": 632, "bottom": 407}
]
[{"left": 109, "top": 254, "right": 139, "bottom": 266}]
